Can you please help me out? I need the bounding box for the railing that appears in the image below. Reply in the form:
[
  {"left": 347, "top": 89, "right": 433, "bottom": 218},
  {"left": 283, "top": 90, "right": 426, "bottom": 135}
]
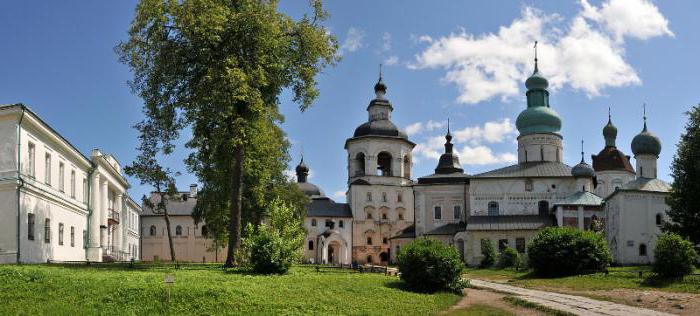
[{"left": 104, "top": 246, "right": 130, "bottom": 262}]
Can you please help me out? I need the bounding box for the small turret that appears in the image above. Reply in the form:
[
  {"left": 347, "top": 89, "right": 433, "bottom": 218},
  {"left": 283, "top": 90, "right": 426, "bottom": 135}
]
[{"left": 435, "top": 119, "right": 464, "bottom": 174}]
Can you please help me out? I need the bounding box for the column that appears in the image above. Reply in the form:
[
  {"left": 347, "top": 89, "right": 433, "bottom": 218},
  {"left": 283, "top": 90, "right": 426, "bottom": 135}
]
[
  {"left": 556, "top": 206, "right": 563, "bottom": 227},
  {"left": 100, "top": 180, "right": 109, "bottom": 250},
  {"left": 114, "top": 193, "right": 123, "bottom": 255},
  {"left": 578, "top": 206, "right": 584, "bottom": 230},
  {"left": 87, "top": 173, "right": 102, "bottom": 261}
]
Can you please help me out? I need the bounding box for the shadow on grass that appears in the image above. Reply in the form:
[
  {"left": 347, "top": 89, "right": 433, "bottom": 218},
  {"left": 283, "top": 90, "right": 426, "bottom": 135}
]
[
  {"left": 641, "top": 275, "right": 685, "bottom": 288},
  {"left": 384, "top": 280, "right": 413, "bottom": 292}
]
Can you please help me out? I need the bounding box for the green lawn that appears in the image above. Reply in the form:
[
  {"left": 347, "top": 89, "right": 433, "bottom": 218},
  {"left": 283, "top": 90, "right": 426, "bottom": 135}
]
[
  {"left": 463, "top": 266, "right": 700, "bottom": 294},
  {"left": 0, "top": 264, "right": 460, "bottom": 315}
]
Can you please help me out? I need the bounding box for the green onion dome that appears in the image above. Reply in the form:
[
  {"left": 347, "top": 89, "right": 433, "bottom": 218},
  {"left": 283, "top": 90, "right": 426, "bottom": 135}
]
[
  {"left": 631, "top": 121, "right": 661, "bottom": 156},
  {"left": 525, "top": 70, "right": 549, "bottom": 90},
  {"left": 603, "top": 117, "right": 618, "bottom": 147},
  {"left": 516, "top": 106, "right": 562, "bottom": 136}
]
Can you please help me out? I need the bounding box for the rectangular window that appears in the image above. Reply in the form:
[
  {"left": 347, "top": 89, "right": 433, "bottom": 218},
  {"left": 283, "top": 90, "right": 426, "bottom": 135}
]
[
  {"left": 83, "top": 230, "right": 87, "bottom": 247},
  {"left": 366, "top": 192, "right": 372, "bottom": 202},
  {"left": 27, "top": 213, "right": 35, "bottom": 240},
  {"left": 397, "top": 192, "right": 403, "bottom": 202},
  {"left": 70, "top": 226, "right": 75, "bottom": 247},
  {"left": 434, "top": 206, "right": 442, "bottom": 220},
  {"left": 498, "top": 239, "right": 508, "bottom": 252},
  {"left": 58, "top": 162, "right": 65, "bottom": 192},
  {"left": 44, "top": 219, "right": 51, "bottom": 244},
  {"left": 516, "top": 238, "right": 526, "bottom": 253},
  {"left": 70, "top": 170, "right": 76, "bottom": 198},
  {"left": 45, "top": 153, "right": 51, "bottom": 185},
  {"left": 58, "top": 223, "right": 64, "bottom": 245},
  {"left": 382, "top": 192, "right": 387, "bottom": 202},
  {"left": 28, "top": 142, "right": 35, "bottom": 177},
  {"left": 454, "top": 205, "right": 461, "bottom": 220},
  {"left": 82, "top": 178, "right": 87, "bottom": 202}
]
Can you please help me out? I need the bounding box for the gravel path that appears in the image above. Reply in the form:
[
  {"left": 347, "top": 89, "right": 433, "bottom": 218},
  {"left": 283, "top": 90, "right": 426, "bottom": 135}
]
[{"left": 469, "top": 279, "right": 677, "bottom": 316}]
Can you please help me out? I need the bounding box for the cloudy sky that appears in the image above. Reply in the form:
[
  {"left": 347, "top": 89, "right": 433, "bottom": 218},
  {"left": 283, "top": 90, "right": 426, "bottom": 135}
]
[{"left": 0, "top": 1, "right": 697, "bottom": 201}]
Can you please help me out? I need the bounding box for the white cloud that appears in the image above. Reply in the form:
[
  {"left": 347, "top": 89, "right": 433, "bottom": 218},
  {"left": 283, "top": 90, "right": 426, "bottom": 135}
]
[
  {"left": 453, "top": 118, "right": 516, "bottom": 145},
  {"left": 382, "top": 32, "right": 392, "bottom": 52},
  {"left": 411, "top": 118, "right": 517, "bottom": 166},
  {"left": 332, "top": 190, "right": 346, "bottom": 200},
  {"left": 410, "top": 0, "right": 673, "bottom": 104},
  {"left": 457, "top": 145, "right": 518, "bottom": 165},
  {"left": 581, "top": 0, "right": 673, "bottom": 42},
  {"left": 405, "top": 122, "right": 424, "bottom": 136},
  {"left": 340, "top": 27, "right": 365, "bottom": 54},
  {"left": 384, "top": 55, "right": 399, "bottom": 66}
]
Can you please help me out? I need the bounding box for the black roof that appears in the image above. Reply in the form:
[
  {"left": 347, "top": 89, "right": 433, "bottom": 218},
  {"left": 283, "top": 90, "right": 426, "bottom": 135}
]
[
  {"left": 390, "top": 225, "right": 416, "bottom": 239},
  {"left": 307, "top": 197, "right": 352, "bottom": 218},
  {"left": 417, "top": 172, "right": 470, "bottom": 185},
  {"left": 424, "top": 222, "right": 466, "bottom": 235},
  {"left": 466, "top": 215, "right": 554, "bottom": 231},
  {"left": 353, "top": 119, "right": 407, "bottom": 139}
]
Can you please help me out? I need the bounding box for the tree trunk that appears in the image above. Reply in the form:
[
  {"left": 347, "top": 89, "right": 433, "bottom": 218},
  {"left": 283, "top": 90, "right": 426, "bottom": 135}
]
[
  {"left": 161, "top": 193, "right": 177, "bottom": 263},
  {"left": 224, "top": 144, "right": 244, "bottom": 268}
]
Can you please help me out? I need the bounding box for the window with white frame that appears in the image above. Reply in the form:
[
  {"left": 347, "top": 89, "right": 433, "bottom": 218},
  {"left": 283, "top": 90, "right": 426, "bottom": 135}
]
[
  {"left": 28, "top": 142, "right": 35, "bottom": 177},
  {"left": 45, "top": 153, "right": 52, "bottom": 185},
  {"left": 70, "top": 170, "right": 76, "bottom": 198},
  {"left": 58, "top": 223, "right": 64, "bottom": 245},
  {"left": 82, "top": 178, "right": 87, "bottom": 202},
  {"left": 58, "top": 162, "right": 65, "bottom": 192}
]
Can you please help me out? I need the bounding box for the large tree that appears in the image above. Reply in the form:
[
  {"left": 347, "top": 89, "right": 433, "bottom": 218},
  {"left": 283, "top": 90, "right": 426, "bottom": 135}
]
[
  {"left": 117, "top": 0, "right": 338, "bottom": 267},
  {"left": 665, "top": 104, "right": 700, "bottom": 245}
]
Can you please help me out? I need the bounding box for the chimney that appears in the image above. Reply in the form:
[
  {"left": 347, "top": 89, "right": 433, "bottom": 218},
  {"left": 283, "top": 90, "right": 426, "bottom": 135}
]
[{"left": 189, "top": 184, "right": 198, "bottom": 198}]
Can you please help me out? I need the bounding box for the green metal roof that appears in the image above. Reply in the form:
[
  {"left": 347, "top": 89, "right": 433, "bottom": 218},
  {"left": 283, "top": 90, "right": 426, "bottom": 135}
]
[{"left": 553, "top": 191, "right": 603, "bottom": 206}]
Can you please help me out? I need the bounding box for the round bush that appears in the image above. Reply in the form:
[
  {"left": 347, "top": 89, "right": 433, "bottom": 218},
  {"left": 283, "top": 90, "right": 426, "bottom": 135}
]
[
  {"left": 527, "top": 227, "right": 611, "bottom": 277},
  {"left": 653, "top": 233, "right": 698, "bottom": 278},
  {"left": 479, "top": 239, "right": 496, "bottom": 268},
  {"left": 397, "top": 238, "right": 465, "bottom": 293},
  {"left": 499, "top": 247, "right": 520, "bottom": 268}
]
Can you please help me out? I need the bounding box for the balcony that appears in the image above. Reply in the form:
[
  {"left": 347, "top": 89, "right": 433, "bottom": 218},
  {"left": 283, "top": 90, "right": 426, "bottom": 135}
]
[{"left": 108, "top": 210, "right": 120, "bottom": 225}]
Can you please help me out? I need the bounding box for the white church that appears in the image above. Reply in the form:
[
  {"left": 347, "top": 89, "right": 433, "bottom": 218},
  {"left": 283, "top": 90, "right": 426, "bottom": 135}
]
[{"left": 298, "top": 56, "right": 670, "bottom": 266}]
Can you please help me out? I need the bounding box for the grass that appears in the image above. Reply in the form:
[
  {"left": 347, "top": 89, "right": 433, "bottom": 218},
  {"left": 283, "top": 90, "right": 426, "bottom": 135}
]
[
  {"left": 443, "top": 304, "right": 514, "bottom": 316},
  {"left": 463, "top": 266, "right": 700, "bottom": 294},
  {"left": 0, "top": 264, "right": 460, "bottom": 315},
  {"left": 503, "top": 296, "right": 575, "bottom": 316}
]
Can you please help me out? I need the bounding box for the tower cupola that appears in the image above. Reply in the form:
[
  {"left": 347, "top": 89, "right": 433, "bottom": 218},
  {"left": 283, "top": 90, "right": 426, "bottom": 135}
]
[
  {"left": 516, "top": 42, "right": 562, "bottom": 137},
  {"left": 435, "top": 120, "right": 464, "bottom": 174}
]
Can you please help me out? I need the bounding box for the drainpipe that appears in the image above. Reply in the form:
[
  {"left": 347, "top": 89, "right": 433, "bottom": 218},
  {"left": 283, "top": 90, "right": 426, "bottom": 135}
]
[
  {"left": 16, "top": 105, "right": 26, "bottom": 264},
  {"left": 84, "top": 164, "right": 96, "bottom": 261}
]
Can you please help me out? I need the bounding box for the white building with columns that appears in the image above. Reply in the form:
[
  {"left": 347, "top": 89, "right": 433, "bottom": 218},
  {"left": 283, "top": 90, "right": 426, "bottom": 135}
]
[{"left": 0, "top": 104, "right": 141, "bottom": 263}]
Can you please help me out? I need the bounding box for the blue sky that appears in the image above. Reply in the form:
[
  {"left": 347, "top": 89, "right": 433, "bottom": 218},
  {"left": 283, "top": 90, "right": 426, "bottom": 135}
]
[{"left": 1, "top": 1, "right": 697, "bottom": 201}]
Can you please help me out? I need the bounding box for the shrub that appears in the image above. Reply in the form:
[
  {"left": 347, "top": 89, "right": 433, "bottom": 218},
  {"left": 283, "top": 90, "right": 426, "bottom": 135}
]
[
  {"left": 499, "top": 247, "right": 520, "bottom": 268},
  {"left": 397, "top": 238, "right": 465, "bottom": 293},
  {"left": 242, "top": 200, "right": 305, "bottom": 274},
  {"left": 653, "top": 233, "right": 698, "bottom": 278},
  {"left": 479, "top": 239, "right": 496, "bottom": 268},
  {"left": 527, "top": 227, "right": 611, "bottom": 277}
]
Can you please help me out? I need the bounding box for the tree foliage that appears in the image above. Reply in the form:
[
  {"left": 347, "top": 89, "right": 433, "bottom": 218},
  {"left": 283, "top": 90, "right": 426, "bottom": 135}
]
[
  {"left": 117, "top": 0, "right": 338, "bottom": 267},
  {"left": 396, "top": 238, "right": 465, "bottom": 293},
  {"left": 498, "top": 247, "right": 520, "bottom": 268},
  {"left": 653, "top": 233, "right": 698, "bottom": 278},
  {"left": 479, "top": 239, "right": 496, "bottom": 268},
  {"left": 242, "top": 199, "right": 306, "bottom": 274},
  {"left": 527, "top": 227, "right": 611, "bottom": 277},
  {"left": 665, "top": 104, "right": 700, "bottom": 245}
]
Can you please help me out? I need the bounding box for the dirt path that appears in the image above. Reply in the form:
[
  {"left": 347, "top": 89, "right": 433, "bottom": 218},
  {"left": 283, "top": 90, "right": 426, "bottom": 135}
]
[
  {"left": 469, "top": 279, "right": 675, "bottom": 316},
  {"left": 445, "top": 287, "right": 545, "bottom": 315}
]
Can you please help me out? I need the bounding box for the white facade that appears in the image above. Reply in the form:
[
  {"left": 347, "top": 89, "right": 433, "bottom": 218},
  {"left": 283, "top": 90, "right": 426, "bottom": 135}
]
[
  {"left": 0, "top": 104, "right": 141, "bottom": 263},
  {"left": 303, "top": 216, "right": 352, "bottom": 265}
]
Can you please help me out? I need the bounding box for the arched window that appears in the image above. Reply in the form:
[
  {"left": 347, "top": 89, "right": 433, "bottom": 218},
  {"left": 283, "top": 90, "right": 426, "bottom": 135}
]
[
  {"left": 201, "top": 225, "right": 208, "bottom": 237},
  {"left": 175, "top": 225, "right": 182, "bottom": 236},
  {"left": 149, "top": 225, "right": 156, "bottom": 236},
  {"left": 403, "top": 156, "right": 411, "bottom": 178},
  {"left": 377, "top": 152, "right": 392, "bottom": 176},
  {"left": 311, "top": 219, "right": 317, "bottom": 226},
  {"left": 366, "top": 255, "right": 373, "bottom": 263},
  {"left": 655, "top": 213, "right": 663, "bottom": 226},
  {"left": 488, "top": 202, "right": 499, "bottom": 216},
  {"left": 355, "top": 153, "right": 366, "bottom": 176},
  {"left": 639, "top": 244, "right": 647, "bottom": 256},
  {"left": 538, "top": 201, "right": 549, "bottom": 216},
  {"left": 308, "top": 240, "right": 314, "bottom": 250}
]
